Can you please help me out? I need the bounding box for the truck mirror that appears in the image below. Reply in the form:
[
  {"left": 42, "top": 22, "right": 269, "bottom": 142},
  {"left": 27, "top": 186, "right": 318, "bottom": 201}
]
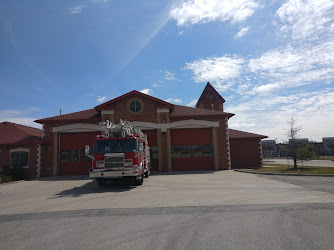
[
  {"left": 139, "top": 144, "right": 144, "bottom": 152},
  {"left": 85, "top": 145, "right": 91, "bottom": 155}
]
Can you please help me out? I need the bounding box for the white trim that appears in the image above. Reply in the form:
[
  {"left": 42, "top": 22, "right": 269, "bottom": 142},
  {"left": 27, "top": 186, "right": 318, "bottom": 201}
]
[
  {"left": 10, "top": 148, "right": 30, "bottom": 153},
  {"left": 130, "top": 120, "right": 219, "bottom": 131},
  {"left": 131, "top": 121, "right": 158, "bottom": 130},
  {"left": 169, "top": 120, "right": 219, "bottom": 129},
  {"left": 101, "top": 110, "right": 114, "bottom": 115},
  {"left": 225, "top": 117, "right": 231, "bottom": 170},
  {"left": 259, "top": 139, "right": 263, "bottom": 167},
  {"left": 157, "top": 108, "right": 169, "bottom": 113},
  {"left": 52, "top": 123, "right": 106, "bottom": 133},
  {"left": 36, "top": 144, "right": 41, "bottom": 178},
  {"left": 51, "top": 120, "right": 220, "bottom": 133},
  {"left": 42, "top": 124, "right": 45, "bottom": 138}
]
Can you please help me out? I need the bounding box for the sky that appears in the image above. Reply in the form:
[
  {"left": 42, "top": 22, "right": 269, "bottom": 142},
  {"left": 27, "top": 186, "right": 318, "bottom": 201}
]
[{"left": 0, "top": 0, "right": 333, "bottom": 143}]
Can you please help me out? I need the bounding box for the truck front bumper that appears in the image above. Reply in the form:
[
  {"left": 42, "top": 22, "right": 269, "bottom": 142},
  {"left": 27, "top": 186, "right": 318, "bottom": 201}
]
[{"left": 89, "top": 169, "right": 139, "bottom": 179}]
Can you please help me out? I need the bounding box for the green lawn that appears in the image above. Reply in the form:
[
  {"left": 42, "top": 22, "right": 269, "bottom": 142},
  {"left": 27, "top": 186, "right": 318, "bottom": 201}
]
[
  {"left": 316, "top": 157, "right": 334, "bottom": 161},
  {"left": 249, "top": 164, "right": 334, "bottom": 175}
]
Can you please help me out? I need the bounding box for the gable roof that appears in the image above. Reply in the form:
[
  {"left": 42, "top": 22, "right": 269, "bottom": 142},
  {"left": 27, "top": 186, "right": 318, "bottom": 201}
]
[
  {"left": 229, "top": 129, "right": 267, "bottom": 139},
  {"left": 0, "top": 122, "right": 43, "bottom": 146},
  {"left": 196, "top": 82, "right": 225, "bottom": 108},
  {"left": 35, "top": 109, "right": 100, "bottom": 124},
  {"left": 171, "top": 105, "right": 234, "bottom": 118},
  {"left": 94, "top": 90, "right": 175, "bottom": 110}
]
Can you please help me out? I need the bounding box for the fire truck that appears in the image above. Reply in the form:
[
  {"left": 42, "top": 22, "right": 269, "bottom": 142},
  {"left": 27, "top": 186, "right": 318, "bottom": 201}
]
[{"left": 85, "top": 120, "right": 150, "bottom": 187}]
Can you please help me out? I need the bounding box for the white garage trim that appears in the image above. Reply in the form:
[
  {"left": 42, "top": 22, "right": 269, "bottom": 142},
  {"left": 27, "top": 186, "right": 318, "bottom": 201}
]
[
  {"left": 101, "top": 110, "right": 114, "bottom": 115},
  {"left": 52, "top": 120, "right": 220, "bottom": 133},
  {"left": 52, "top": 123, "right": 106, "bottom": 133},
  {"left": 169, "top": 120, "right": 219, "bottom": 129},
  {"left": 131, "top": 121, "right": 159, "bottom": 130},
  {"left": 131, "top": 120, "right": 219, "bottom": 130}
]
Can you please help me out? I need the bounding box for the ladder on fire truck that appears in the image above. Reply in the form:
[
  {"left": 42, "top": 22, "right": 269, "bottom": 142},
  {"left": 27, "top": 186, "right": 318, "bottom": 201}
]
[{"left": 99, "top": 120, "right": 147, "bottom": 141}]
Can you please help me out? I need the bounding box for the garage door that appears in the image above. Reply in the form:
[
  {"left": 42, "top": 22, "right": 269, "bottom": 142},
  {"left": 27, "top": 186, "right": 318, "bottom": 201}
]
[
  {"left": 143, "top": 130, "right": 158, "bottom": 171},
  {"left": 171, "top": 128, "right": 214, "bottom": 171},
  {"left": 59, "top": 132, "right": 99, "bottom": 175}
]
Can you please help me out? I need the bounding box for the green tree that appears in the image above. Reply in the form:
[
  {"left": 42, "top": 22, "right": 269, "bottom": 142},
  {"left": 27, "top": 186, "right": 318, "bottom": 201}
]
[{"left": 296, "top": 144, "right": 316, "bottom": 167}]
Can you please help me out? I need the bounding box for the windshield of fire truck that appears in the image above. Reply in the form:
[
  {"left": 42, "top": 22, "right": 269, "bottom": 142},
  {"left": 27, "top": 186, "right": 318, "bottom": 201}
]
[{"left": 93, "top": 139, "right": 138, "bottom": 154}]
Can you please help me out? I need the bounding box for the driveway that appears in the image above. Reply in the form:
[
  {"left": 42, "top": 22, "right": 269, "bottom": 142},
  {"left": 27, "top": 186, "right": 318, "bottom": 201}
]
[
  {"left": 1, "top": 171, "right": 334, "bottom": 215},
  {"left": 1, "top": 171, "right": 334, "bottom": 249},
  {"left": 264, "top": 158, "right": 334, "bottom": 167}
]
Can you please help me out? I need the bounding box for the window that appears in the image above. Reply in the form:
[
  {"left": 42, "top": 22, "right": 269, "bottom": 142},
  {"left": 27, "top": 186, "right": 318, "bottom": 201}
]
[
  {"left": 93, "top": 139, "right": 138, "bottom": 154},
  {"left": 129, "top": 100, "right": 142, "bottom": 113},
  {"left": 71, "top": 150, "right": 80, "bottom": 161},
  {"left": 60, "top": 149, "right": 92, "bottom": 162},
  {"left": 171, "top": 145, "right": 213, "bottom": 158},
  {"left": 150, "top": 147, "right": 158, "bottom": 159},
  {"left": 11, "top": 151, "right": 28, "bottom": 168},
  {"left": 60, "top": 151, "right": 71, "bottom": 162}
]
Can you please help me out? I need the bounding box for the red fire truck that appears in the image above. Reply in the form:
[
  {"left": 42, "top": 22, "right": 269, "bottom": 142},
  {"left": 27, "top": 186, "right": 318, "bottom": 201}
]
[{"left": 85, "top": 120, "right": 150, "bottom": 187}]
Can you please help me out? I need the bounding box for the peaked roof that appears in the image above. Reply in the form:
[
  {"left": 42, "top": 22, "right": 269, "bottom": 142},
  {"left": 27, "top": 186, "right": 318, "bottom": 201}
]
[
  {"left": 95, "top": 90, "right": 175, "bottom": 110},
  {"left": 0, "top": 122, "right": 43, "bottom": 146},
  {"left": 171, "top": 105, "right": 234, "bottom": 118},
  {"left": 229, "top": 129, "right": 267, "bottom": 139},
  {"left": 196, "top": 82, "right": 225, "bottom": 107},
  {"left": 35, "top": 109, "right": 100, "bottom": 124}
]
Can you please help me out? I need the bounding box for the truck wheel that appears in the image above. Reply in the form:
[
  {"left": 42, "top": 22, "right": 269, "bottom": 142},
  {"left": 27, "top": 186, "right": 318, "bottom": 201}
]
[
  {"left": 144, "top": 163, "right": 151, "bottom": 178},
  {"left": 135, "top": 173, "right": 144, "bottom": 186}
]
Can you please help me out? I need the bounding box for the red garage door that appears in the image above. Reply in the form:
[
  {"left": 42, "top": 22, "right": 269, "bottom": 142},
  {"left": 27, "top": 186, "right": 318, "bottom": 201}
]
[
  {"left": 143, "top": 130, "right": 158, "bottom": 171},
  {"left": 59, "top": 132, "right": 99, "bottom": 175},
  {"left": 171, "top": 128, "right": 213, "bottom": 171}
]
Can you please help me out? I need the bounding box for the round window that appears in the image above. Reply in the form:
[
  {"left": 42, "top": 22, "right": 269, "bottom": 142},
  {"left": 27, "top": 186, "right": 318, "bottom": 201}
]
[{"left": 129, "top": 100, "right": 142, "bottom": 113}]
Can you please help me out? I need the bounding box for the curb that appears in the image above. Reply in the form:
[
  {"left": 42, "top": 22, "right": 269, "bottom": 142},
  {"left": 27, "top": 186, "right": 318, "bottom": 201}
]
[{"left": 234, "top": 169, "right": 334, "bottom": 177}]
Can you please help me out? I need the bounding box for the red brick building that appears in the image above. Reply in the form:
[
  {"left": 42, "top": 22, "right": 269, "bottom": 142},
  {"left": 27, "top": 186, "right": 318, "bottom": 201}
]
[
  {"left": 33, "top": 83, "right": 266, "bottom": 176},
  {"left": 0, "top": 122, "right": 44, "bottom": 178}
]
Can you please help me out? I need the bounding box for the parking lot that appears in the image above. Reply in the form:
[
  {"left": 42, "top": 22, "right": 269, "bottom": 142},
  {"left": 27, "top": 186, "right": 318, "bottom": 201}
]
[{"left": 1, "top": 171, "right": 334, "bottom": 249}]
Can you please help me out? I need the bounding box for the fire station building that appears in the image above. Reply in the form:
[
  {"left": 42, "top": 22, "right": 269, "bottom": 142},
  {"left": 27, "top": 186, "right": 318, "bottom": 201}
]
[{"left": 34, "top": 83, "right": 267, "bottom": 176}]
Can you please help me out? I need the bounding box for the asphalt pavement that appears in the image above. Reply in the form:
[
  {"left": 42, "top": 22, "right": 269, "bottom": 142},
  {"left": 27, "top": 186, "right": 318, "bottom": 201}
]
[{"left": 1, "top": 171, "right": 333, "bottom": 249}]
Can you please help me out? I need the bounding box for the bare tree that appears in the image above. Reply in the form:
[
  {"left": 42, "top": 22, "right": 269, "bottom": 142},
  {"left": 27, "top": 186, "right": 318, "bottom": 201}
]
[{"left": 285, "top": 116, "right": 302, "bottom": 169}]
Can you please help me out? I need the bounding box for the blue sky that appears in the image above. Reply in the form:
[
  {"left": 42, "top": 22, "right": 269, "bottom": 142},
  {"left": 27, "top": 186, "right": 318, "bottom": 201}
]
[{"left": 0, "top": 0, "right": 333, "bottom": 142}]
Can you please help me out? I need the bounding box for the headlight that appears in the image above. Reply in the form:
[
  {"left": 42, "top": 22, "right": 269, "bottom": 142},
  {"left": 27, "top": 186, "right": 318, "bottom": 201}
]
[
  {"left": 96, "top": 161, "right": 104, "bottom": 168},
  {"left": 124, "top": 159, "right": 133, "bottom": 167}
]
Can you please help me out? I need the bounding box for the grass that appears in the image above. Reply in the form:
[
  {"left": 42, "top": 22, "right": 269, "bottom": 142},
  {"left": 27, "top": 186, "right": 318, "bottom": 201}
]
[
  {"left": 316, "top": 157, "right": 334, "bottom": 161},
  {"left": 248, "top": 164, "right": 334, "bottom": 175}
]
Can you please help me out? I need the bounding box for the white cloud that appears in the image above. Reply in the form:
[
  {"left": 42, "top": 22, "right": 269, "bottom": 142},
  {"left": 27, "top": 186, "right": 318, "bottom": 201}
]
[
  {"left": 275, "top": 0, "right": 334, "bottom": 40},
  {"left": 97, "top": 96, "right": 106, "bottom": 103},
  {"left": 234, "top": 26, "right": 250, "bottom": 38},
  {"left": 0, "top": 108, "right": 42, "bottom": 129},
  {"left": 226, "top": 89, "right": 334, "bottom": 142},
  {"left": 178, "top": 31, "right": 184, "bottom": 36},
  {"left": 165, "top": 98, "right": 182, "bottom": 104},
  {"left": 68, "top": 5, "right": 85, "bottom": 14},
  {"left": 185, "top": 55, "right": 245, "bottom": 85},
  {"left": 152, "top": 81, "right": 163, "bottom": 87},
  {"left": 140, "top": 89, "right": 154, "bottom": 95},
  {"left": 170, "top": 0, "right": 260, "bottom": 26},
  {"left": 248, "top": 41, "right": 334, "bottom": 93},
  {"left": 187, "top": 99, "right": 198, "bottom": 107},
  {"left": 162, "top": 70, "right": 176, "bottom": 80}
]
